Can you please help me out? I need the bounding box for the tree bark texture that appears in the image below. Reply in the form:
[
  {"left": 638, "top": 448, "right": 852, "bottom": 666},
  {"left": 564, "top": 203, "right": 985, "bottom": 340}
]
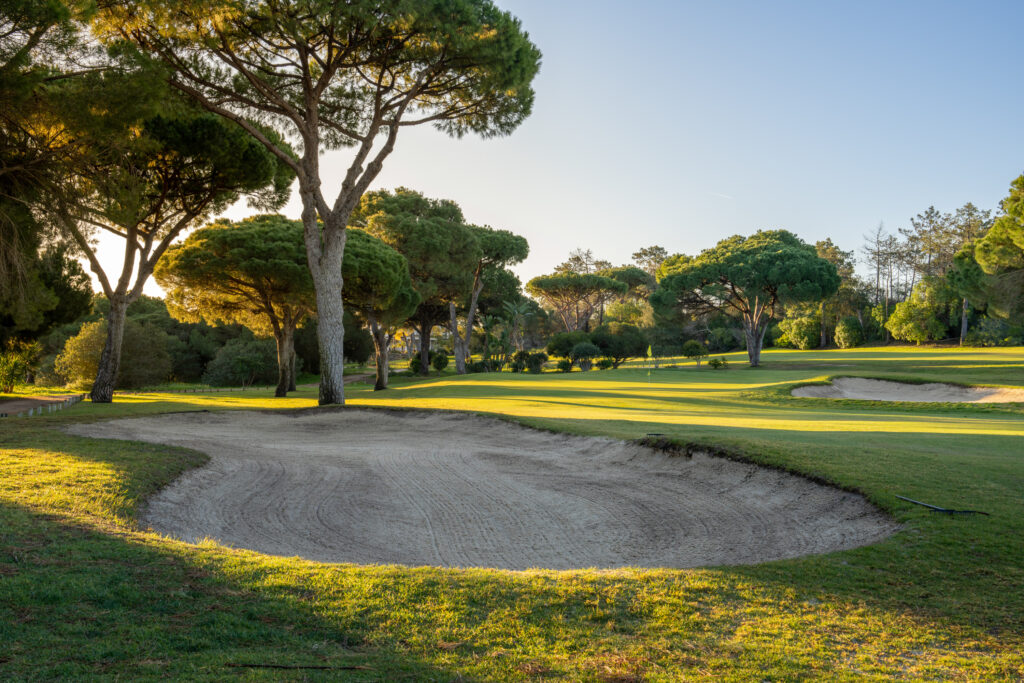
[
  {"left": 369, "top": 318, "right": 390, "bottom": 391},
  {"left": 301, "top": 204, "right": 348, "bottom": 405},
  {"left": 273, "top": 323, "right": 295, "bottom": 398},
  {"left": 743, "top": 318, "right": 769, "bottom": 367},
  {"left": 90, "top": 296, "right": 128, "bottom": 403}
]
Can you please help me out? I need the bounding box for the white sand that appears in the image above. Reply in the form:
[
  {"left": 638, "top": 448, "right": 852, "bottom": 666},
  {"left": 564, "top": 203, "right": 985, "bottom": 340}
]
[
  {"left": 68, "top": 410, "right": 898, "bottom": 570},
  {"left": 793, "top": 377, "right": 1024, "bottom": 403}
]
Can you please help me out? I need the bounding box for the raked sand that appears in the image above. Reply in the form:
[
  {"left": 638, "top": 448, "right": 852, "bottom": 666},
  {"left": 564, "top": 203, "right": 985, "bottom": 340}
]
[
  {"left": 793, "top": 377, "right": 1024, "bottom": 403},
  {"left": 69, "top": 409, "right": 898, "bottom": 570}
]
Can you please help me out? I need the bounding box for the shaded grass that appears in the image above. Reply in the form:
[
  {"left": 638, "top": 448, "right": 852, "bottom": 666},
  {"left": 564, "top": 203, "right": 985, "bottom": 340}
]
[{"left": 2, "top": 346, "right": 1024, "bottom": 679}]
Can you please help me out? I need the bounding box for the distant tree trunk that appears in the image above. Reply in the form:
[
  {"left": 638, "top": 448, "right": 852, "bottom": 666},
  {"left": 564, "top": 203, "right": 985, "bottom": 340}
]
[
  {"left": 418, "top": 319, "right": 432, "bottom": 376},
  {"left": 90, "top": 295, "right": 129, "bottom": 403},
  {"left": 450, "top": 302, "right": 467, "bottom": 374},
  {"left": 453, "top": 265, "right": 487, "bottom": 374},
  {"left": 742, "top": 306, "right": 769, "bottom": 367},
  {"left": 273, "top": 323, "right": 295, "bottom": 397},
  {"left": 288, "top": 346, "right": 297, "bottom": 392},
  {"left": 368, "top": 316, "right": 390, "bottom": 391},
  {"left": 820, "top": 300, "right": 827, "bottom": 348},
  {"left": 959, "top": 298, "right": 970, "bottom": 346}
]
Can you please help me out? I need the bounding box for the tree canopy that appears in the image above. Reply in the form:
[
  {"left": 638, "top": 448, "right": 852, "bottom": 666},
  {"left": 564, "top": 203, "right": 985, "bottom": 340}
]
[
  {"left": 155, "top": 215, "right": 313, "bottom": 396},
  {"left": 973, "top": 174, "right": 1024, "bottom": 319},
  {"left": 341, "top": 226, "right": 420, "bottom": 390},
  {"left": 632, "top": 246, "right": 669, "bottom": 276},
  {"left": 99, "top": 0, "right": 541, "bottom": 404},
  {"left": 444, "top": 224, "right": 529, "bottom": 372},
  {"left": 354, "top": 187, "right": 480, "bottom": 375},
  {"left": 526, "top": 272, "right": 627, "bottom": 332},
  {"left": 54, "top": 85, "right": 294, "bottom": 402},
  {"left": 0, "top": 0, "right": 90, "bottom": 313},
  {"left": 652, "top": 230, "right": 840, "bottom": 366}
]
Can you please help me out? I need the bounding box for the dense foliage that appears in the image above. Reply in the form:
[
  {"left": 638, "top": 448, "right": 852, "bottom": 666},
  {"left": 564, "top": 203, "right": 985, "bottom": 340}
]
[{"left": 653, "top": 230, "right": 840, "bottom": 366}]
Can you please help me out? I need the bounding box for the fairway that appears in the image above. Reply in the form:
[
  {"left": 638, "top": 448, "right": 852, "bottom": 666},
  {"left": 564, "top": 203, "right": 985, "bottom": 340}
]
[{"left": 3, "top": 346, "right": 1024, "bottom": 679}]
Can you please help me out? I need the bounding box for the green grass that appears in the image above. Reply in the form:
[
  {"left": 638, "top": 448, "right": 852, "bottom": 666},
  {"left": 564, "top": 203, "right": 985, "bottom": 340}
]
[{"left": 2, "top": 346, "right": 1024, "bottom": 680}]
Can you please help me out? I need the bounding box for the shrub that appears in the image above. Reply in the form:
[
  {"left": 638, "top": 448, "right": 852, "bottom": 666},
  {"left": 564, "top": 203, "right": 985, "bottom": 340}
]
[
  {"left": 596, "top": 358, "right": 614, "bottom": 370},
  {"left": 965, "top": 317, "right": 1024, "bottom": 347},
  {"left": 589, "top": 322, "right": 647, "bottom": 368},
  {"left": 834, "top": 317, "right": 864, "bottom": 349},
  {"left": 707, "top": 326, "right": 740, "bottom": 352},
  {"left": 708, "top": 357, "right": 729, "bottom": 370},
  {"left": 777, "top": 317, "right": 820, "bottom": 350},
  {"left": 408, "top": 350, "right": 447, "bottom": 374},
  {"left": 431, "top": 351, "right": 449, "bottom": 372},
  {"left": 885, "top": 277, "right": 957, "bottom": 344},
  {"left": 0, "top": 342, "right": 39, "bottom": 392},
  {"left": 202, "top": 338, "right": 277, "bottom": 387},
  {"left": 681, "top": 339, "right": 709, "bottom": 367},
  {"left": 55, "top": 320, "right": 173, "bottom": 389},
  {"left": 525, "top": 351, "right": 548, "bottom": 374},
  {"left": 546, "top": 331, "right": 590, "bottom": 358},
  {"left": 556, "top": 358, "right": 573, "bottom": 373},
  {"left": 570, "top": 341, "right": 601, "bottom": 371},
  {"left": 509, "top": 350, "right": 530, "bottom": 373},
  {"left": 33, "top": 354, "right": 62, "bottom": 387},
  {"left": 345, "top": 327, "right": 375, "bottom": 365},
  {"left": 410, "top": 351, "right": 446, "bottom": 374},
  {"left": 466, "top": 360, "right": 491, "bottom": 373}
]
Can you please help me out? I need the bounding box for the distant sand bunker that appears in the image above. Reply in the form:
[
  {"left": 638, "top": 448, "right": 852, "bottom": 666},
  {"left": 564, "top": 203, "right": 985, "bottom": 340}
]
[
  {"left": 793, "top": 377, "right": 1024, "bottom": 403},
  {"left": 68, "top": 410, "right": 898, "bottom": 570}
]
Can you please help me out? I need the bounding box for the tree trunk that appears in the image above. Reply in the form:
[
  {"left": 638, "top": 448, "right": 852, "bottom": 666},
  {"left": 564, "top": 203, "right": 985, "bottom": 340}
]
[
  {"left": 819, "top": 300, "right": 827, "bottom": 348},
  {"left": 743, "top": 319, "right": 768, "bottom": 367},
  {"left": 368, "top": 317, "right": 390, "bottom": 391},
  {"left": 273, "top": 324, "right": 294, "bottom": 397},
  {"left": 90, "top": 296, "right": 129, "bottom": 403},
  {"left": 418, "top": 319, "right": 432, "bottom": 376},
  {"left": 313, "top": 276, "right": 346, "bottom": 403},
  {"left": 301, "top": 208, "right": 347, "bottom": 405},
  {"left": 960, "top": 298, "right": 969, "bottom": 346},
  {"left": 288, "top": 345, "right": 297, "bottom": 392},
  {"left": 450, "top": 302, "right": 466, "bottom": 374}
]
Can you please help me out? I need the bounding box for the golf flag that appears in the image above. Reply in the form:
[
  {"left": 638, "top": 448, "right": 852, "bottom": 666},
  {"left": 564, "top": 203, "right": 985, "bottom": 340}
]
[{"left": 647, "top": 345, "right": 653, "bottom": 379}]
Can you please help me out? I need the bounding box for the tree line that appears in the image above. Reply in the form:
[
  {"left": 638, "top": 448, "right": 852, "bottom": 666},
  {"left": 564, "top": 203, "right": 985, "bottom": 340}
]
[
  {"left": 0, "top": 0, "right": 541, "bottom": 404},
  {"left": 4, "top": 2, "right": 1024, "bottom": 395}
]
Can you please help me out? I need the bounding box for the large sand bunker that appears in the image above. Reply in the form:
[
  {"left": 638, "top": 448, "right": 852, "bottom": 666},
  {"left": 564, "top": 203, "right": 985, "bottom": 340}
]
[
  {"left": 68, "top": 410, "right": 897, "bottom": 570},
  {"left": 793, "top": 377, "right": 1024, "bottom": 403}
]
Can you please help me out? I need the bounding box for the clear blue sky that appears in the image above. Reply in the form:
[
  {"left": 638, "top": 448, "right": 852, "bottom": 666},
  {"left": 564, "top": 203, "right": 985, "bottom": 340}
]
[{"left": 110, "top": 0, "right": 1024, "bottom": 293}]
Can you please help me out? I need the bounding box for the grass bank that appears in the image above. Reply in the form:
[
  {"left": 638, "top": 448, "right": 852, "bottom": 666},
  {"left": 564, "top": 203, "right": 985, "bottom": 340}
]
[{"left": 2, "top": 346, "right": 1023, "bottom": 679}]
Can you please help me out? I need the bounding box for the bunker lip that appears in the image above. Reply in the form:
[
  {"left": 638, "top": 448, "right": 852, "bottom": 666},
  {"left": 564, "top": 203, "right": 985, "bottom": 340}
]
[
  {"left": 67, "top": 409, "right": 899, "bottom": 571},
  {"left": 792, "top": 377, "right": 1024, "bottom": 403}
]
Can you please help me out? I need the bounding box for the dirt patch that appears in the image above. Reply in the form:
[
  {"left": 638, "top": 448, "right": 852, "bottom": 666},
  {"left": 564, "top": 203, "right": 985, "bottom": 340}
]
[
  {"left": 793, "top": 377, "right": 1024, "bottom": 403},
  {"left": 0, "top": 394, "right": 80, "bottom": 416},
  {"left": 67, "top": 410, "right": 898, "bottom": 570}
]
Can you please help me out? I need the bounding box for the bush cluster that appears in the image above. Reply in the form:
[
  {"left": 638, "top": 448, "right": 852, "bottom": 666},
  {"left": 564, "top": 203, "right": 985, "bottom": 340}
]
[{"left": 545, "top": 323, "right": 647, "bottom": 371}]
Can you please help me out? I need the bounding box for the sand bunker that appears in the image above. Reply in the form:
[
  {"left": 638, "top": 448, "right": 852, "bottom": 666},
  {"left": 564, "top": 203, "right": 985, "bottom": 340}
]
[
  {"left": 793, "top": 377, "right": 1024, "bottom": 403},
  {"left": 68, "top": 410, "right": 897, "bottom": 570}
]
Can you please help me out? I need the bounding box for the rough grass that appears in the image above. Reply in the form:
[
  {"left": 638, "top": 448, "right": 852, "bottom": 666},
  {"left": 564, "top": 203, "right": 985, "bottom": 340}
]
[{"left": 1, "top": 346, "right": 1023, "bottom": 680}]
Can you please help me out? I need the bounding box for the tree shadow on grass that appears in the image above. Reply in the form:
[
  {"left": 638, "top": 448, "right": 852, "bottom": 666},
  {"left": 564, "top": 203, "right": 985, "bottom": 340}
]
[
  {"left": 3, "top": 413, "right": 1021, "bottom": 679},
  {"left": 0, "top": 423, "right": 464, "bottom": 681}
]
